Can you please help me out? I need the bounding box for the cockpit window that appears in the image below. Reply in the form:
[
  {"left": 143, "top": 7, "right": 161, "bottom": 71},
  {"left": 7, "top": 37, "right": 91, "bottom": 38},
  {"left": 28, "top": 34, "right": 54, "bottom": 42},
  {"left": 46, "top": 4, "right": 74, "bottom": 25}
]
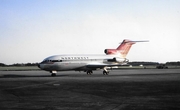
[
  {"left": 52, "top": 60, "right": 62, "bottom": 62},
  {"left": 41, "top": 60, "right": 62, "bottom": 63},
  {"left": 41, "top": 60, "right": 48, "bottom": 63}
]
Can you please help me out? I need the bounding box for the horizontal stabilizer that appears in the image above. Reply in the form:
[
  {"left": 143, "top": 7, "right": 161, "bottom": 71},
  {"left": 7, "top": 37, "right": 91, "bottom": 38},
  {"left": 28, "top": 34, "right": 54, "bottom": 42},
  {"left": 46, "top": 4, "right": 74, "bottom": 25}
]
[{"left": 119, "top": 40, "right": 149, "bottom": 43}]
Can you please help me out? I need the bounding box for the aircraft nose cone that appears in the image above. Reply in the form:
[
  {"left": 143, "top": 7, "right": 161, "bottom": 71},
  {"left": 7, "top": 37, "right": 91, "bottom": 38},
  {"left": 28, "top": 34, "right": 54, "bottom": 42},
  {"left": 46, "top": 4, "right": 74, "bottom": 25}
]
[{"left": 37, "top": 63, "right": 44, "bottom": 70}]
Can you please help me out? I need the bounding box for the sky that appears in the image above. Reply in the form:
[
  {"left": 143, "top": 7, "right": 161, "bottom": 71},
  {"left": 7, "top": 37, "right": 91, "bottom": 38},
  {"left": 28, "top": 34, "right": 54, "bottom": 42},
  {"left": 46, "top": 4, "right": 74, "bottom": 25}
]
[{"left": 0, "top": 0, "right": 180, "bottom": 64}]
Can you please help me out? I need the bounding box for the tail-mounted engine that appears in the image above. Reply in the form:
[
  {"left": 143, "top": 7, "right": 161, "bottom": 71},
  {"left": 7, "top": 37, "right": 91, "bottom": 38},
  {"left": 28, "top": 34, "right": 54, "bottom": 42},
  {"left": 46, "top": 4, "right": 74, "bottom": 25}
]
[
  {"left": 107, "top": 57, "right": 127, "bottom": 63},
  {"left": 104, "top": 49, "right": 118, "bottom": 55}
]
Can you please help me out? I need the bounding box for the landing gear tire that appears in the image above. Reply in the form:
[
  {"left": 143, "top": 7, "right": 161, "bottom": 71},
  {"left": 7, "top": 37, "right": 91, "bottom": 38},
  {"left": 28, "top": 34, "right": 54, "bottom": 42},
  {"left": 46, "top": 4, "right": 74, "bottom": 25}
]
[{"left": 51, "top": 73, "right": 56, "bottom": 77}]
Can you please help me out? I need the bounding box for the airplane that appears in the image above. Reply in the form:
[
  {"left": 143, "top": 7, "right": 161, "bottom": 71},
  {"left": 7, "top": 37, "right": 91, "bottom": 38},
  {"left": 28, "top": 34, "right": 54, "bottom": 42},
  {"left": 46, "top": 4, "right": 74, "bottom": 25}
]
[{"left": 38, "top": 39, "right": 148, "bottom": 76}]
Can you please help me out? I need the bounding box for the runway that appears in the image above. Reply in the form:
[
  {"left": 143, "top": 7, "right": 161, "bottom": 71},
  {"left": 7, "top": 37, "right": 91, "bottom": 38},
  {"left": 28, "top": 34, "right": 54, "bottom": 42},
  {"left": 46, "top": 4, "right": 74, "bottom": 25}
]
[{"left": 0, "top": 69, "right": 180, "bottom": 110}]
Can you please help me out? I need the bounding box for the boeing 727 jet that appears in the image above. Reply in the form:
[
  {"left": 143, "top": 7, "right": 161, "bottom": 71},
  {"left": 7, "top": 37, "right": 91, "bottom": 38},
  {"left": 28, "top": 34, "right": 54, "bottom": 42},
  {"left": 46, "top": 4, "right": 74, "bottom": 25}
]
[{"left": 38, "top": 39, "right": 147, "bottom": 76}]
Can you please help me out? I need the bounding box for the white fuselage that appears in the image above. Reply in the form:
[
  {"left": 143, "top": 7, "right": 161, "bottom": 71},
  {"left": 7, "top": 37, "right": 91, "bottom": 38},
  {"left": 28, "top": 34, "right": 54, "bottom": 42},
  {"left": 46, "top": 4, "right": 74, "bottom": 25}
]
[
  {"left": 39, "top": 54, "right": 127, "bottom": 72},
  {"left": 38, "top": 39, "right": 147, "bottom": 76}
]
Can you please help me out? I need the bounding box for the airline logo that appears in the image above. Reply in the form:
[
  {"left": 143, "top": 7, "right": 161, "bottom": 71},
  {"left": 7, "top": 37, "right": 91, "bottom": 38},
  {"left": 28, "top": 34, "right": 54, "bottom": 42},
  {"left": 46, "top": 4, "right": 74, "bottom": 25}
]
[{"left": 117, "top": 39, "right": 135, "bottom": 58}]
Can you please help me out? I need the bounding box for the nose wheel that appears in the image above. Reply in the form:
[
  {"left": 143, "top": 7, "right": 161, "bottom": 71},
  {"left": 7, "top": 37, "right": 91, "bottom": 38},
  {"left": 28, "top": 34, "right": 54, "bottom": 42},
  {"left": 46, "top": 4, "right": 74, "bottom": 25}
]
[
  {"left": 50, "top": 71, "right": 57, "bottom": 77},
  {"left": 51, "top": 73, "right": 56, "bottom": 76}
]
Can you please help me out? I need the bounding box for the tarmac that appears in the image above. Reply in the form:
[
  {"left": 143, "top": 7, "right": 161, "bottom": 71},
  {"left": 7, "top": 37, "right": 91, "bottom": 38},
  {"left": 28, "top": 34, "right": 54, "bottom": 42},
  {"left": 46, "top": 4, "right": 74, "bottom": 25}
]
[{"left": 0, "top": 69, "right": 180, "bottom": 110}]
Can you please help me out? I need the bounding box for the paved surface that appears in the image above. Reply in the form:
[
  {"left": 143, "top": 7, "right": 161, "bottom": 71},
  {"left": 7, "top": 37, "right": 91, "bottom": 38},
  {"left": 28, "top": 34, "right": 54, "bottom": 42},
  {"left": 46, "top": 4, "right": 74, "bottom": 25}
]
[{"left": 0, "top": 69, "right": 180, "bottom": 110}]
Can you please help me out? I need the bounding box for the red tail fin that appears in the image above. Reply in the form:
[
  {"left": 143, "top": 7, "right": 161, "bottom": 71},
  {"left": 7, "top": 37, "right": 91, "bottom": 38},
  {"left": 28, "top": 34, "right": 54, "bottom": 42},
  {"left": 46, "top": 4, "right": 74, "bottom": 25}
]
[
  {"left": 117, "top": 39, "right": 135, "bottom": 58},
  {"left": 104, "top": 39, "right": 148, "bottom": 58}
]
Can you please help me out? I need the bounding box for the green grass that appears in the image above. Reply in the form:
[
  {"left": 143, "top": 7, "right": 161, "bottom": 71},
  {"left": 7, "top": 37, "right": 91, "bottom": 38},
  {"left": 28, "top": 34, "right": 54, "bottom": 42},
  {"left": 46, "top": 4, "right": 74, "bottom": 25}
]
[{"left": 0, "top": 66, "right": 40, "bottom": 71}]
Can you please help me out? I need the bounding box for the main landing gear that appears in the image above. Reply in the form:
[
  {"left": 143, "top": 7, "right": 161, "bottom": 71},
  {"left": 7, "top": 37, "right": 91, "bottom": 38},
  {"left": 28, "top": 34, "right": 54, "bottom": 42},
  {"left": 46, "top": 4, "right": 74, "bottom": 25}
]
[
  {"left": 86, "top": 68, "right": 109, "bottom": 75},
  {"left": 103, "top": 67, "right": 109, "bottom": 75},
  {"left": 87, "top": 70, "right": 93, "bottom": 75},
  {"left": 103, "top": 70, "right": 109, "bottom": 75},
  {"left": 50, "top": 71, "right": 57, "bottom": 76}
]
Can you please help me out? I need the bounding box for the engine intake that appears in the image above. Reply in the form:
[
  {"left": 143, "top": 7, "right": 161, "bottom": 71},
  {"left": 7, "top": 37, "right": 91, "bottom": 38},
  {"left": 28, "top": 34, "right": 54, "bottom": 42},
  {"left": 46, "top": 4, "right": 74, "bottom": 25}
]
[
  {"left": 107, "top": 57, "right": 125, "bottom": 62},
  {"left": 104, "top": 49, "right": 118, "bottom": 55}
]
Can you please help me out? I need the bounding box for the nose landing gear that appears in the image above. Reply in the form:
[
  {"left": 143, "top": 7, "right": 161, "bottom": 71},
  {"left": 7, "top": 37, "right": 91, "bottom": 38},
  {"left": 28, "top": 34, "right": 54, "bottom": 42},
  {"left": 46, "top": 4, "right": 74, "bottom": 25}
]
[
  {"left": 50, "top": 71, "right": 57, "bottom": 77},
  {"left": 51, "top": 73, "right": 56, "bottom": 76}
]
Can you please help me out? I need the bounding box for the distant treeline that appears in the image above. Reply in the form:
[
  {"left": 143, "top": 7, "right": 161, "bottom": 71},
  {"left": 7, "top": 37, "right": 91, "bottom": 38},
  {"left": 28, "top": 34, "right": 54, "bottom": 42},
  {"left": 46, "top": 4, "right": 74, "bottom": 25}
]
[
  {"left": 128, "top": 62, "right": 159, "bottom": 66},
  {"left": 129, "top": 61, "right": 180, "bottom": 66},
  {"left": 0, "top": 63, "right": 38, "bottom": 66},
  {"left": 166, "top": 61, "right": 180, "bottom": 65}
]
